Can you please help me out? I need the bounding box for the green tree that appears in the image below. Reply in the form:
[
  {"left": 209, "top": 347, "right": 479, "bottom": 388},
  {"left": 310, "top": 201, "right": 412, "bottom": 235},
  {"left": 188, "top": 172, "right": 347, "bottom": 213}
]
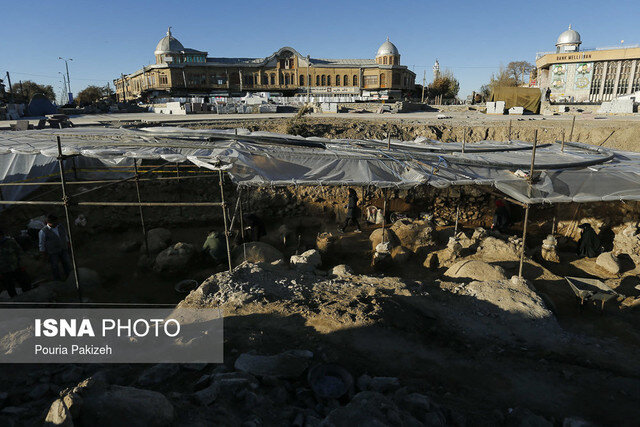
[
  {"left": 75, "top": 85, "right": 113, "bottom": 106},
  {"left": 428, "top": 70, "right": 460, "bottom": 99},
  {"left": 11, "top": 81, "right": 55, "bottom": 102}
]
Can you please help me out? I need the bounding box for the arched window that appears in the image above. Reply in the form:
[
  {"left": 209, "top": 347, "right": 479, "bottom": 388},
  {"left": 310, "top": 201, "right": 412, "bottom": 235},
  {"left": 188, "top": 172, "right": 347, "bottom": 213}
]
[
  {"left": 285, "top": 74, "right": 290, "bottom": 85},
  {"left": 380, "top": 73, "right": 386, "bottom": 87},
  {"left": 299, "top": 75, "right": 304, "bottom": 86},
  {"left": 321, "top": 75, "right": 326, "bottom": 86},
  {"left": 383, "top": 57, "right": 388, "bottom": 65},
  {"left": 316, "top": 75, "right": 320, "bottom": 86},
  {"left": 270, "top": 74, "right": 275, "bottom": 85},
  {"left": 344, "top": 74, "right": 348, "bottom": 86},
  {"left": 353, "top": 75, "right": 358, "bottom": 86},
  {"left": 327, "top": 75, "right": 331, "bottom": 86}
]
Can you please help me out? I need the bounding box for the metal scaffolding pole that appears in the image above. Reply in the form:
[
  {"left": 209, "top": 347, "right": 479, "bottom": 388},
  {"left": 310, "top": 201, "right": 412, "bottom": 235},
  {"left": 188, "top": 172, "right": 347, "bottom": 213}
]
[
  {"left": 56, "top": 137, "right": 81, "bottom": 301},
  {"left": 0, "top": 201, "right": 224, "bottom": 207},
  {"left": 518, "top": 129, "right": 538, "bottom": 279},
  {"left": 175, "top": 163, "right": 183, "bottom": 216},
  {"left": 454, "top": 189, "right": 462, "bottom": 235},
  {"left": 133, "top": 159, "right": 150, "bottom": 258},
  {"left": 569, "top": 116, "right": 576, "bottom": 142},
  {"left": 219, "top": 170, "right": 233, "bottom": 273}
]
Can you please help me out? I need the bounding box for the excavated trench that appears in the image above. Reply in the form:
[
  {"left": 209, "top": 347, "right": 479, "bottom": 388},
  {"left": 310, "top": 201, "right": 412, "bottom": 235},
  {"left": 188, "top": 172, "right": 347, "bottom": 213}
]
[{"left": 0, "top": 121, "right": 639, "bottom": 425}]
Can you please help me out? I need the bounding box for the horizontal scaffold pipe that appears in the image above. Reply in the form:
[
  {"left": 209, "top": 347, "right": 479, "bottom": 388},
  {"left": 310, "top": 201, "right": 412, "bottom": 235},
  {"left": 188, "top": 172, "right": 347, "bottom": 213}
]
[{"left": 0, "top": 201, "right": 223, "bottom": 207}]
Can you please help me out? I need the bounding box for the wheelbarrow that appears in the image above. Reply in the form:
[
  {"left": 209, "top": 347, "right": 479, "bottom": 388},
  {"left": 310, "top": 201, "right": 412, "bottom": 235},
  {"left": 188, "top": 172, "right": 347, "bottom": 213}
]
[{"left": 564, "top": 276, "right": 619, "bottom": 312}]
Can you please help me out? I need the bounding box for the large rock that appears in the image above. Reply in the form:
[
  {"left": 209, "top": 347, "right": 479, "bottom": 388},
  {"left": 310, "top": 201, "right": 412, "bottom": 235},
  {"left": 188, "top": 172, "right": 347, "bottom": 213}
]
[
  {"left": 234, "top": 350, "right": 313, "bottom": 378},
  {"left": 596, "top": 252, "right": 620, "bottom": 275},
  {"left": 153, "top": 242, "right": 196, "bottom": 273},
  {"left": 44, "top": 398, "right": 73, "bottom": 426},
  {"left": 330, "top": 264, "right": 354, "bottom": 277},
  {"left": 477, "top": 236, "right": 522, "bottom": 261},
  {"left": 290, "top": 249, "right": 322, "bottom": 272},
  {"left": 316, "top": 232, "right": 337, "bottom": 253},
  {"left": 390, "top": 219, "right": 435, "bottom": 253},
  {"left": 541, "top": 235, "right": 560, "bottom": 263},
  {"left": 80, "top": 385, "right": 174, "bottom": 427},
  {"left": 369, "top": 228, "right": 399, "bottom": 251},
  {"left": 391, "top": 246, "right": 411, "bottom": 263},
  {"left": 232, "top": 242, "right": 283, "bottom": 266},
  {"left": 47, "top": 379, "right": 174, "bottom": 427},
  {"left": 322, "top": 391, "right": 423, "bottom": 426},
  {"left": 141, "top": 228, "right": 172, "bottom": 254},
  {"left": 444, "top": 260, "right": 508, "bottom": 281}
]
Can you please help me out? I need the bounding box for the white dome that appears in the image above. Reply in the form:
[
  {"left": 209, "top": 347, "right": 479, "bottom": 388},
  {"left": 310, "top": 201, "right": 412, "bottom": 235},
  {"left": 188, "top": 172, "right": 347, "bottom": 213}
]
[
  {"left": 376, "top": 37, "right": 399, "bottom": 57},
  {"left": 556, "top": 25, "right": 581, "bottom": 46},
  {"left": 154, "top": 27, "right": 184, "bottom": 55}
]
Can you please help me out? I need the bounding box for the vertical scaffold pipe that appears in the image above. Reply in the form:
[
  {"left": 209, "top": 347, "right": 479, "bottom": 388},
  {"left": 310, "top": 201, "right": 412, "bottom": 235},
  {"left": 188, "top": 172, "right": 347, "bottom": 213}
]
[
  {"left": 569, "top": 116, "right": 576, "bottom": 142},
  {"left": 133, "top": 159, "right": 150, "bottom": 258},
  {"left": 56, "top": 136, "right": 82, "bottom": 301},
  {"left": 518, "top": 129, "right": 538, "bottom": 279},
  {"left": 518, "top": 205, "right": 530, "bottom": 279},
  {"left": 219, "top": 170, "right": 233, "bottom": 273}
]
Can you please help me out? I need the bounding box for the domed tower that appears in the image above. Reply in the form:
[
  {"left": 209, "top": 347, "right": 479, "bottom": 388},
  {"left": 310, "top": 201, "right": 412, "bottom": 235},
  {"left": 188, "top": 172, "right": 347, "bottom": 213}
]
[
  {"left": 154, "top": 27, "right": 185, "bottom": 64},
  {"left": 376, "top": 37, "right": 400, "bottom": 65},
  {"left": 556, "top": 25, "right": 581, "bottom": 53}
]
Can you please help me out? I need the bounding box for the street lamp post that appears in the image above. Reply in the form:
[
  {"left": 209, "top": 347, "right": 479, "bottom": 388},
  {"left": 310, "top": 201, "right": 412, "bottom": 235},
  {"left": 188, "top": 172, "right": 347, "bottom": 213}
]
[{"left": 58, "top": 57, "right": 73, "bottom": 103}]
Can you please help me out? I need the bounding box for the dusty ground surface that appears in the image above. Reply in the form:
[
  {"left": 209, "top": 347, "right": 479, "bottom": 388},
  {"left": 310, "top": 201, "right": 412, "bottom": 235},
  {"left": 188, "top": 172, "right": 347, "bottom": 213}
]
[{"left": 0, "top": 120, "right": 638, "bottom": 425}]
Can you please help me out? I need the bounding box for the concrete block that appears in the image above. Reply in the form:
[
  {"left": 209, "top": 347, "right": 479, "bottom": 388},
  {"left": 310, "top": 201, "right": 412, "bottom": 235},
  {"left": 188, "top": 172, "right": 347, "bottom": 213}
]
[
  {"left": 486, "top": 101, "right": 504, "bottom": 115},
  {"left": 508, "top": 107, "right": 524, "bottom": 115}
]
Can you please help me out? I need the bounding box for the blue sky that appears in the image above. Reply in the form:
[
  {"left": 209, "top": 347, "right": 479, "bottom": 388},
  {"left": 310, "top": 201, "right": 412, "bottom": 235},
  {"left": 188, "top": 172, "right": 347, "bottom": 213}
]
[{"left": 1, "top": 0, "right": 638, "bottom": 100}]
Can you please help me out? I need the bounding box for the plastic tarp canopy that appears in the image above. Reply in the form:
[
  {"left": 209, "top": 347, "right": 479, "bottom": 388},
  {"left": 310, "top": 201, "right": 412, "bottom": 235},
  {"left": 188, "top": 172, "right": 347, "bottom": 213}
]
[
  {"left": 1, "top": 127, "right": 640, "bottom": 206},
  {"left": 490, "top": 87, "right": 541, "bottom": 114}
]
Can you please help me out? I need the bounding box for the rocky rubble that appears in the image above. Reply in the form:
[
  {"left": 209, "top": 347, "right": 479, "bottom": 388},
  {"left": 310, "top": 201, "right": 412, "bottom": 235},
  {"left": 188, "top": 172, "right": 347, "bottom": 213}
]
[{"left": 45, "top": 377, "right": 174, "bottom": 427}]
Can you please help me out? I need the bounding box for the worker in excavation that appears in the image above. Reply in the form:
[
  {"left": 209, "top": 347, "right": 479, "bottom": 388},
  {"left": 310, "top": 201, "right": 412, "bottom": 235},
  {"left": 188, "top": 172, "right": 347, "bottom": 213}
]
[
  {"left": 243, "top": 213, "right": 266, "bottom": 242},
  {"left": 0, "top": 228, "right": 31, "bottom": 297},
  {"left": 577, "top": 223, "right": 601, "bottom": 258},
  {"left": 38, "top": 214, "right": 72, "bottom": 280},
  {"left": 202, "top": 230, "right": 226, "bottom": 265},
  {"left": 491, "top": 199, "right": 511, "bottom": 233},
  {"left": 339, "top": 188, "right": 362, "bottom": 233}
]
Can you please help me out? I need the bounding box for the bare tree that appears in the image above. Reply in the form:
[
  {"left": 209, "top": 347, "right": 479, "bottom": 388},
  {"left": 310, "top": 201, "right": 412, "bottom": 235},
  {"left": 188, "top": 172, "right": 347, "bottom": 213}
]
[{"left": 505, "top": 61, "right": 535, "bottom": 86}]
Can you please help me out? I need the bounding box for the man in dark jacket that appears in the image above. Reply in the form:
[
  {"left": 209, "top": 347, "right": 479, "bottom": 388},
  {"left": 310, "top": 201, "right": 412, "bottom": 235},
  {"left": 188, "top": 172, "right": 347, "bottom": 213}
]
[
  {"left": 491, "top": 199, "right": 511, "bottom": 233},
  {"left": 0, "top": 228, "right": 30, "bottom": 297},
  {"left": 340, "top": 188, "right": 361, "bottom": 233},
  {"left": 243, "top": 213, "right": 266, "bottom": 242},
  {"left": 577, "top": 223, "right": 601, "bottom": 258},
  {"left": 38, "top": 214, "right": 71, "bottom": 280}
]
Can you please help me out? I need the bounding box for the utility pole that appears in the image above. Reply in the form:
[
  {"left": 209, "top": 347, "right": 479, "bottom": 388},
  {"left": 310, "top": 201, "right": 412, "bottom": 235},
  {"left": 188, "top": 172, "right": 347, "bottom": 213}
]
[
  {"left": 421, "top": 70, "right": 426, "bottom": 103},
  {"left": 120, "top": 73, "right": 127, "bottom": 103},
  {"left": 59, "top": 72, "right": 68, "bottom": 98},
  {"left": 307, "top": 55, "right": 311, "bottom": 102},
  {"left": 58, "top": 57, "right": 73, "bottom": 102},
  {"left": 6, "top": 71, "right": 14, "bottom": 103}
]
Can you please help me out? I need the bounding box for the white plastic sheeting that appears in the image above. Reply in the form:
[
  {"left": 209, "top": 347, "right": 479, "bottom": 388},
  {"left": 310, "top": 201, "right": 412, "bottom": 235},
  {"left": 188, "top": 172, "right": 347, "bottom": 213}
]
[{"left": 0, "top": 126, "right": 639, "bottom": 205}]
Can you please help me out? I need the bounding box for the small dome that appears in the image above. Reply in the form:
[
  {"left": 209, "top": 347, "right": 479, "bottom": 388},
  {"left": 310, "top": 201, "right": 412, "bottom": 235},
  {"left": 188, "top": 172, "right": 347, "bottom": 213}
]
[
  {"left": 556, "top": 25, "right": 581, "bottom": 46},
  {"left": 376, "top": 37, "right": 399, "bottom": 57},
  {"left": 155, "top": 27, "right": 184, "bottom": 55}
]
